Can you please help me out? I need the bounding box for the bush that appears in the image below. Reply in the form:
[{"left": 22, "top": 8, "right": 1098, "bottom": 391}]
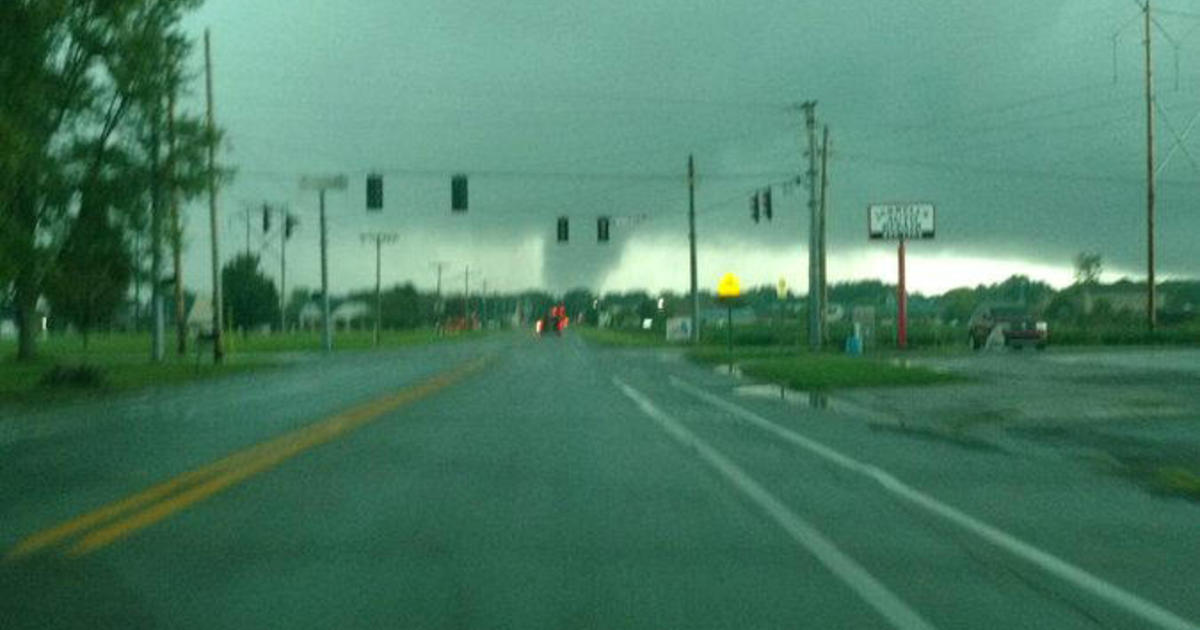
[{"left": 39, "top": 364, "right": 107, "bottom": 389}]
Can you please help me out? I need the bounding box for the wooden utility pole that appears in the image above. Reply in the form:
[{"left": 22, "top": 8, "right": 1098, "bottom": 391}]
[
  {"left": 1143, "top": 0, "right": 1157, "bottom": 331},
  {"left": 362, "top": 232, "right": 398, "bottom": 346},
  {"left": 168, "top": 89, "right": 186, "bottom": 355},
  {"left": 818, "top": 125, "right": 830, "bottom": 344},
  {"left": 150, "top": 96, "right": 165, "bottom": 363},
  {"left": 801, "top": 101, "right": 822, "bottom": 350},
  {"left": 464, "top": 265, "right": 471, "bottom": 326},
  {"left": 204, "top": 29, "right": 225, "bottom": 363},
  {"left": 688, "top": 155, "right": 699, "bottom": 343}
]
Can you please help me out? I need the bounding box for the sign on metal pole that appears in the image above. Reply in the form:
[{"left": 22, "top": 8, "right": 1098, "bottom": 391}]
[
  {"left": 717, "top": 272, "right": 741, "bottom": 299},
  {"left": 868, "top": 203, "right": 935, "bottom": 240},
  {"left": 868, "top": 202, "right": 935, "bottom": 350}
]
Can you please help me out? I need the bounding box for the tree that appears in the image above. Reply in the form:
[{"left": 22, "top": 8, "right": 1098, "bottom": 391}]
[
  {"left": 221, "top": 254, "right": 280, "bottom": 332},
  {"left": 43, "top": 208, "right": 132, "bottom": 346},
  {"left": 1074, "top": 252, "right": 1102, "bottom": 286},
  {"left": 939, "top": 287, "right": 977, "bottom": 324},
  {"left": 0, "top": 0, "right": 212, "bottom": 361}
]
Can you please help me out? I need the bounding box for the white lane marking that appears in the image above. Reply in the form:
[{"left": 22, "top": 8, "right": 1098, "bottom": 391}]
[
  {"left": 669, "top": 375, "right": 1200, "bottom": 630},
  {"left": 613, "top": 377, "right": 937, "bottom": 630}
]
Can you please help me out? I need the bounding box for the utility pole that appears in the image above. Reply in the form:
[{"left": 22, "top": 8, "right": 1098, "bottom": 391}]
[
  {"left": 430, "top": 261, "right": 450, "bottom": 332},
  {"left": 801, "top": 101, "right": 822, "bottom": 351},
  {"left": 818, "top": 125, "right": 830, "bottom": 344},
  {"left": 279, "top": 207, "right": 289, "bottom": 333},
  {"left": 464, "top": 265, "right": 471, "bottom": 326},
  {"left": 688, "top": 154, "right": 699, "bottom": 343},
  {"left": 481, "top": 279, "right": 488, "bottom": 329},
  {"left": 1143, "top": 0, "right": 1157, "bottom": 331},
  {"left": 150, "top": 97, "right": 165, "bottom": 363},
  {"left": 168, "top": 88, "right": 186, "bottom": 355},
  {"left": 204, "top": 30, "right": 224, "bottom": 364},
  {"left": 300, "top": 175, "right": 347, "bottom": 353},
  {"left": 361, "top": 232, "right": 398, "bottom": 347}
]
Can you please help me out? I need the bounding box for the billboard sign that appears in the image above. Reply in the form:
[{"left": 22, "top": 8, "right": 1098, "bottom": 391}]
[{"left": 868, "top": 203, "right": 935, "bottom": 240}]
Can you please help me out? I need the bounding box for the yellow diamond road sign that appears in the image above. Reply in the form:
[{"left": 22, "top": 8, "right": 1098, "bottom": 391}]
[{"left": 717, "top": 272, "right": 741, "bottom": 298}]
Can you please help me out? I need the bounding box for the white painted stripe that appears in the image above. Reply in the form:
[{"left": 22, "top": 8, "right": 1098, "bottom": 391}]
[
  {"left": 613, "top": 377, "right": 938, "bottom": 630},
  {"left": 669, "top": 376, "right": 1200, "bottom": 630}
]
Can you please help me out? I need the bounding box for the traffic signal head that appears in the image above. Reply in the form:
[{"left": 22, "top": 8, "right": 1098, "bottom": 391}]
[
  {"left": 763, "top": 188, "right": 773, "bottom": 221},
  {"left": 284, "top": 215, "right": 297, "bottom": 239},
  {"left": 750, "top": 193, "right": 760, "bottom": 223},
  {"left": 262, "top": 205, "right": 271, "bottom": 233},
  {"left": 597, "top": 216, "right": 610, "bottom": 242},
  {"left": 366, "top": 174, "right": 383, "bottom": 211},
  {"left": 451, "top": 174, "right": 468, "bottom": 212},
  {"left": 557, "top": 216, "right": 569, "bottom": 242}
]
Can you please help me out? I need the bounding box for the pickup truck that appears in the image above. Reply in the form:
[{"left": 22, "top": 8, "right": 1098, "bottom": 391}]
[{"left": 968, "top": 305, "right": 1048, "bottom": 351}]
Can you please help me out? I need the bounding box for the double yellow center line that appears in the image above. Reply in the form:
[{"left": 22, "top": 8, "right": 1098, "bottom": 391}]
[{"left": 6, "top": 356, "right": 491, "bottom": 560}]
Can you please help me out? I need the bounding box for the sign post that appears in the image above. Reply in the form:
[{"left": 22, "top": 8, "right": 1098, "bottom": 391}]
[
  {"left": 868, "top": 203, "right": 935, "bottom": 350},
  {"left": 717, "top": 272, "right": 741, "bottom": 373}
]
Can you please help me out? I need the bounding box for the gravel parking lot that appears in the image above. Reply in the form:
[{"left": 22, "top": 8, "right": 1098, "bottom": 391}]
[{"left": 834, "top": 347, "right": 1200, "bottom": 500}]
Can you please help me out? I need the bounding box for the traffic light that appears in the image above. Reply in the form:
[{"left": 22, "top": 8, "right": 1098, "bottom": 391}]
[
  {"left": 762, "top": 187, "right": 773, "bottom": 221},
  {"left": 750, "top": 192, "right": 760, "bottom": 223},
  {"left": 284, "top": 215, "right": 297, "bottom": 239},
  {"left": 451, "top": 174, "right": 468, "bottom": 212},
  {"left": 557, "top": 216, "right": 569, "bottom": 242},
  {"left": 262, "top": 205, "right": 271, "bottom": 233},
  {"left": 597, "top": 216, "right": 610, "bottom": 242},
  {"left": 366, "top": 173, "right": 383, "bottom": 211}
]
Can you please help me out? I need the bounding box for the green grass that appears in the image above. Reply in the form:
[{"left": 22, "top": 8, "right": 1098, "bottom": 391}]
[
  {"left": 574, "top": 327, "right": 673, "bottom": 348},
  {"left": 1154, "top": 467, "right": 1200, "bottom": 501},
  {"left": 0, "top": 327, "right": 495, "bottom": 405},
  {"left": 0, "top": 354, "right": 272, "bottom": 405},
  {"left": 687, "top": 346, "right": 962, "bottom": 391}
]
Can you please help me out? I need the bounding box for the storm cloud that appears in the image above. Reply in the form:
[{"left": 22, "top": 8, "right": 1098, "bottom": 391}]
[{"left": 178, "top": 0, "right": 1200, "bottom": 297}]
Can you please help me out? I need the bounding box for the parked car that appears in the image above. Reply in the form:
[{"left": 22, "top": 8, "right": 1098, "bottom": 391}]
[{"left": 968, "top": 304, "right": 1048, "bottom": 350}]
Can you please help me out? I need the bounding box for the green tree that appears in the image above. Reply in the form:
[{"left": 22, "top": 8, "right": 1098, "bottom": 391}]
[
  {"left": 939, "top": 287, "right": 977, "bottom": 323},
  {"left": 43, "top": 208, "right": 132, "bottom": 346},
  {"left": 0, "top": 0, "right": 212, "bottom": 361},
  {"left": 221, "top": 253, "right": 280, "bottom": 332}
]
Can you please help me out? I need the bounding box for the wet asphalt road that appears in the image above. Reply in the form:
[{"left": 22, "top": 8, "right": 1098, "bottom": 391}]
[{"left": 1, "top": 332, "right": 1198, "bottom": 629}]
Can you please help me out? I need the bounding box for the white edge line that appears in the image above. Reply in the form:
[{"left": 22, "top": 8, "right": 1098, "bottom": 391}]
[
  {"left": 612, "top": 376, "right": 937, "bottom": 630},
  {"left": 668, "top": 375, "right": 1200, "bottom": 630}
]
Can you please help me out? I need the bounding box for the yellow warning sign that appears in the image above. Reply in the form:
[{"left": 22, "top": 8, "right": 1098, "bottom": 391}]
[{"left": 717, "top": 272, "right": 741, "bottom": 298}]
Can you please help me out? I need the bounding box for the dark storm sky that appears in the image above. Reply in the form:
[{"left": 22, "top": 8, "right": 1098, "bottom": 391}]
[{"left": 178, "top": 0, "right": 1200, "bottom": 297}]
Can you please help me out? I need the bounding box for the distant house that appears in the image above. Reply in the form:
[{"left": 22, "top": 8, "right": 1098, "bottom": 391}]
[{"left": 332, "top": 301, "right": 370, "bottom": 330}]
